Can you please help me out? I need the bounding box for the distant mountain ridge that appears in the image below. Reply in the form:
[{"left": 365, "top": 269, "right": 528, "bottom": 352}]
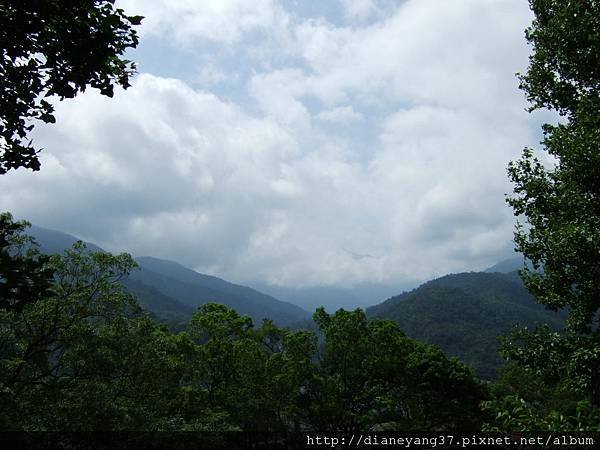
[
  {"left": 367, "top": 271, "right": 565, "bottom": 379},
  {"left": 30, "top": 225, "right": 104, "bottom": 254},
  {"left": 484, "top": 256, "right": 533, "bottom": 274},
  {"left": 250, "top": 282, "right": 412, "bottom": 312},
  {"left": 28, "top": 225, "right": 310, "bottom": 328},
  {"left": 130, "top": 257, "right": 310, "bottom": 327}
]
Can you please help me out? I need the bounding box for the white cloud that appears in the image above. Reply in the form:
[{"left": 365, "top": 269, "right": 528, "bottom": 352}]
[
  {"left": 289, "top": 0, "right": 532, "bottom": 113},
  {"left": 119, "top": 0, "right": 285, "bottom": 45},
  {"left": 249, "top": 69, "right": 312, "bottom": 130},
  {"left": 340, "top": 0, "right": 378, "bottom": 20},
  {"left": 316, "top": 106, "right": 363, "bottom": 123},
  {"left": 1, "top": 0, "right": 543, "bottom": 289},
  {"left": 1, "top": 74, "right": 298, "bottom": 258}
]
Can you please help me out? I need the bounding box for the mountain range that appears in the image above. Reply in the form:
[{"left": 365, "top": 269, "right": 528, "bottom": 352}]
[
  {"left": 29, "top": 225, "right": 310, "bottom": 329},
  {"left": 28, "top": 224, "right": 563, "bottom": 378}
]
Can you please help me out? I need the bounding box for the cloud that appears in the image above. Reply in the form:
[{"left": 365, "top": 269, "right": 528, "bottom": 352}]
[
  {"left": 119, "top": 0, "right": 286, "bottom": 45},
  {"left": 290, "top": 0, "right": 532, "bottom": 111},
  {"left": 1, "top": 0, "right": 543, "bottom": 289},
  {"left": 339, "top": 0, "right": 384, "bottom": 20},
  {"left": 316, "top": 106, "right": 363, "bottom": 124},
  {"left": 1, "top": 74, "right": 298, "bottom": 258},
  {"left": 249, "top": 69, "right": 312, "bottom": 130}
]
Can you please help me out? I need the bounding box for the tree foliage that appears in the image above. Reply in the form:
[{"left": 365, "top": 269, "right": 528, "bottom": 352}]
[
  {"left": 482, "top": 326, "right": 599, "bottom": 431},
  {"left": 307, "top": 307, "right": 486, "bottom": 432},
  {"left": 0, "top": 212, "right": 53, "bottom": 312},
  {"left": 482, "top": 362, "right": 600, "bottom": 432},
  {"left": 507, "top": 0, "right": 600, "bottom": 332},
  {"left": 491, "top": 0, "right": 600, "bottom": 431},
  {"left": 0, "top": 0, "right": 142, "bottom": 174}
]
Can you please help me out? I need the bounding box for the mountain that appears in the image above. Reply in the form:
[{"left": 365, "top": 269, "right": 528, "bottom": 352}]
[
  {"left": 130, "top": 257, "right": 310, "bottom": 327},
  {"left": 484, "top": 256, "right": 535, "bottom": 273},
  {"left": 29, "top": 225, "right": 103, "bottom": 254},
  {"left": 367, "top": 271, "right": 565, "bottom": 379},
  {"left": 122, "top": 278, "right": 195, "bottom": 330},
  {"left": 27, "top": 225, "right": 310, "bottom": 328}
]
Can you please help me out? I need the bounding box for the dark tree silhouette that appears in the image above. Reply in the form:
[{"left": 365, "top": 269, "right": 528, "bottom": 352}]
[{"left": 0, "top": 0, "right": 142, "bottom": 174}]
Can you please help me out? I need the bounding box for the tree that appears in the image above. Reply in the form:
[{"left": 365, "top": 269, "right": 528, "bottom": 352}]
[
  {"left": 482, "top": 331, "right": 600, "bottom": 431},
  {"left": 492, "top": 0, "right": 600, "bottom": 431},
  {"left": 0, "top": 224, "right": 204, "bottom": 431},
  {"left": 0, "top": 0, "right": 142, "bottom": 174},
  {"left": 0, "top": 212, "right": 54, "bottom": 312},
  {"left": 186, "top": 304, "right": 316, "bottom": 432},
  {"left": 507, "top": 0, "right": 600, "bottom": 332},
  {"left": 306, "top": 308, "right": 486, "bottom": 432},
  {"left": 0, "top": 238, "right": 141, "bottom": 429}
]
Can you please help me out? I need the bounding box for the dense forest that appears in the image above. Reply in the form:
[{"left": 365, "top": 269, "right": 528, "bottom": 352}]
[
  {"left": 1, "top": 0, "right": 599, "bottom": 440},
  {"left": 367, "top": 271, "right": 566, "bottom": 379}
]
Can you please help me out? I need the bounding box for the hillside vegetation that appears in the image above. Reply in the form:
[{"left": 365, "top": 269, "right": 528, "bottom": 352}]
[{"left": 368, "top": 272, "right": 565, "bottom": 378}]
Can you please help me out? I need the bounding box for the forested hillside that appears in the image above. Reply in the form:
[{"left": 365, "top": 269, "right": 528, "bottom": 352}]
[
  {"left": 130, "top": 257, "right": 310, "bottom": 327},
  {"left": 368, "top": 272, "right": 565, "bottom": 378}
]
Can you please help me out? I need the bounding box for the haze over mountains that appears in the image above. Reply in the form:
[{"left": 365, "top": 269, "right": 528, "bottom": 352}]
[
  {"left": 28, "top": 224, "right": 563, "bottom": 378},
  {"left": 127, "top": 257, "right": 310, "bottom": 328},
  {"left": 29, "top": 224, "right": 415, "bottom": 321},
  {"left": 29, "top": 225, "right": 310, "bottom": 328},
  {"left": 249, "top": 282, "right": 411, "bottom": 313}
]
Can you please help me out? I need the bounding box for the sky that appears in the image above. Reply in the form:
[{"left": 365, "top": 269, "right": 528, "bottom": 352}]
[{"left": 0, "top": 0, "right": 554, "bottom": 289}]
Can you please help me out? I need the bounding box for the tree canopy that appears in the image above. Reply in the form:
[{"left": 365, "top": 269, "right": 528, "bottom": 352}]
[
  {"left": 0, "top": 0, "right": 142, "bottom": 174},
  {"left": 0, "top": 213, "right": 53, "bottom": 313},
  {"left": 489, "top": 0, "right": 600, "bottom": 431},
  {"left": 508, "top": 0, "right": 600, "bottom": 332}
]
